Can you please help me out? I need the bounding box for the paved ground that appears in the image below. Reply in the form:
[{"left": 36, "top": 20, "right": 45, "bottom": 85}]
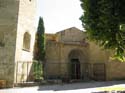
[{"left": 0, "top": 81, "right": 125, "bottom": 93}]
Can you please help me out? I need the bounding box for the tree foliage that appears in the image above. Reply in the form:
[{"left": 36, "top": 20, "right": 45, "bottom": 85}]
[
  {"left": 35, "top": 17, "right": 45, "bottom": 61},
  {"left": 33, "top": 60, "right": 43, "bottom": 80},
  {"left": 80, "top": 0, "right": 125, "bottom": 61}
]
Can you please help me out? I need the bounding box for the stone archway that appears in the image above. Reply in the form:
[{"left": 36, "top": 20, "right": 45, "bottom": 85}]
[{"left": 68, "top": 49, "right": 84, "bottom": 80}]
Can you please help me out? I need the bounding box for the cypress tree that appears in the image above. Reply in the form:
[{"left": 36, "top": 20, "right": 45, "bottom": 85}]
[{"left": 35, "top": 17, "right": 45, "bottom": 61}]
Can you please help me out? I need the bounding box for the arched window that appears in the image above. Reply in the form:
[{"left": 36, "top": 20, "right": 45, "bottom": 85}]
[{"left": 23, "top": 32, "right": 31, "bottom": 51}]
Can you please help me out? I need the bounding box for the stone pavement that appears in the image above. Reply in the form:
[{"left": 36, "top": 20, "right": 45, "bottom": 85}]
[{"left": 0, "top": 81, "right": 125, "bottom": 93}]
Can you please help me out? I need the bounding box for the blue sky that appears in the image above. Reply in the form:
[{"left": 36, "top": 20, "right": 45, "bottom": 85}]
[{"left": 37, "top": 0, "right": 83, "bottom": 33}]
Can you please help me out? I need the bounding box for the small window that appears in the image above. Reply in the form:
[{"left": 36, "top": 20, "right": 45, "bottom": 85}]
[
  {"left": 0, "top": 32, "right": 5, "bottom": 47},
  {"left": 23, "top": 32, "right": 31, "bottom": 51}
]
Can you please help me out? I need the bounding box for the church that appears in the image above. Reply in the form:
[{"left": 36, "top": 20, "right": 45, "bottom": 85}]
[
  {"left": 45, "top": 27, "right": 125, "bottom": 82},
  {"left": 0, "top": 0, "right": 125, "bottom": 88}
]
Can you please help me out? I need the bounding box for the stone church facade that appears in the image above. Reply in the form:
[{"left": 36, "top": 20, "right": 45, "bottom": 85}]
[
  {"left": 45, "top": 27, "right": 125, "bottom": 81},
  {"left": 0, "top": 0, "right": 36, "bottom": 87},
  {"left": 1, "top": 0, "right": 125, "bottom": 88}
]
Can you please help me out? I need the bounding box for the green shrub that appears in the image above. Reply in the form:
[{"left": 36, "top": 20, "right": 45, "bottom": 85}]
[{"left": 33, "top": 60, "right": 43, "bottom": 80}]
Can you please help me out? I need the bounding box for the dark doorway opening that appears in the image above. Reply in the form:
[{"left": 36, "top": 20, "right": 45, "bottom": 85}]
[{"left": 70, "top": 59, "right": 81, "bottom": 79}]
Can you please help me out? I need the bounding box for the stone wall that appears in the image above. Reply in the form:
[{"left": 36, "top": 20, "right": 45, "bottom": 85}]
[
  {"left": 89, "top": 41, "right": 110, "bottom": 63},
  {"left": 15, "top": 61, "right": 34, "bottom": 83},
  {"left": 15, "top": 0, "right": 36, "bottom": 62},
  {"left": 0, "top": 0, "right": 19, "bottom": 87},
  {"left": 14, "top": 0, "right": 36, "bottom": 83},
  {"left": 0, "top": 0, "right": 36, "bottom": 87},
  {"left": 56, "top": 27, "right": 86, "bottom": 42},
  {"left": 106, "top": 61, "right": 125, "bottom": 80}
]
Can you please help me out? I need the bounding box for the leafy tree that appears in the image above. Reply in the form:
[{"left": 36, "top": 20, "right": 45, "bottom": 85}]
[
  {"left": 34, "top": 17, "right": 45, "bottom": 61},
  {"left": 80, "top": 0, "right": 125, "bottom": 61}
]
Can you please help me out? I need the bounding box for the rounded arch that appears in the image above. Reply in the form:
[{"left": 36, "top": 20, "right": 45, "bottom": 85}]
[
  {"left": 68, "top": 49, "right": 89, "bottom": 79},
  {"left": 68, "top": 49, "right": 84, "bottom": 79},
  {"left": 23, "top": 32, "right": 31, "bottom": 51},
  {"left": 68, "top": 49, "right": 87, "bottom": 63}
]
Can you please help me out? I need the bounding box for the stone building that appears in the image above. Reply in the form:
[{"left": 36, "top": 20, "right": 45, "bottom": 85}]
[
  {"left": 1, "top": 0, "right": 125, "bottom": 88},
  {"left": 0, "top": 0, "right": 36, "bottom": 87},
  {"left": 45, "top": 27, "right": 125, "bottom": 81}
]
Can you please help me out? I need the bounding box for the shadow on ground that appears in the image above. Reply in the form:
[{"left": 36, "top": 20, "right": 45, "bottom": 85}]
[{"left": 37, "top": 80, "right": 125, "bottom": 91}]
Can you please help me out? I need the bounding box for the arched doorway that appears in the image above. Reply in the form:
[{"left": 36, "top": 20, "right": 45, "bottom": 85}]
[
  {"left": 70, "top": 58, "right": 81, "bottom": 79},
  {"left": 68, "top": 49, "right": 84, "bottom": 80}
]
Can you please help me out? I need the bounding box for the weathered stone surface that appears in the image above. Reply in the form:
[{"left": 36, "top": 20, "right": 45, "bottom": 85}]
[
  {"left": 0, "top": 0, "right": 36, "bottom": 87},
  {"left": 45, "top": 27, "right": 125, "bottom": 81}
]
